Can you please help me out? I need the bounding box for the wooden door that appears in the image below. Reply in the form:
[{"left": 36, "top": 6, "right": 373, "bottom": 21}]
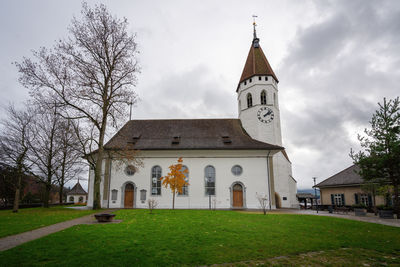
[
  {"left": 232, "top": 184, "right": 243, "bottom": 208},
  {"left": 124, "top": 184, "right": 134, "bottom": 208}
]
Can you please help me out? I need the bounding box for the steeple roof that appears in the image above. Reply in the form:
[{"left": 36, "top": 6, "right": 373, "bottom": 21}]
[
  {"left": 68, "top": 181, "right": 87, "bottom": 195},
  {"left": 238, "top": 36, "right": 279, "bottom": 86}
]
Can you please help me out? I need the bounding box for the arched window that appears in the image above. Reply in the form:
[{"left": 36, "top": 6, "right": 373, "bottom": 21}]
[
  {"left": 247, "top": 93, "right": 253, "bottom": 108},
  {"left": 151, "top": 166, "right": 162, "bottom": 195},
  {"left": 178, "top": 165, "right": 189, "bottom": 196},
  {"left": 78, "top": 196, "right": 84, "bottom": 202},
  {"left": 261, "top": 90, "right": 267, "bottom": 105},
  {"left": 69, "top": 196, "right": 74, "bottom": 202},
  {"left": 205, "top": 165, "right": 216, "bottom": 196}
]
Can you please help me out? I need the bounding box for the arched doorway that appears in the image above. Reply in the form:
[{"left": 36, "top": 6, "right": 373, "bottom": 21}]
[
  {"left": 232, "top": 183, "right": 243, "bottom": 208},
  {"left": 124, "top": 183, "right": 134, "bottom": 208}
]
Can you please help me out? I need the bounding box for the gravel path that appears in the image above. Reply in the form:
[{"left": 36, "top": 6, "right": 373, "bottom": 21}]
[{"left": 0, "top": 210, "right": 118, "bottom": 251}]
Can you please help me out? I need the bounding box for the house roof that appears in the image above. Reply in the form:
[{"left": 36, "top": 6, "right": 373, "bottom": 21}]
[
  {"left": 104, "top": 119, "right": 283, "bottom": 151},
  {"left": 315, "top": 165, "right": 363, "bottom": 188},
  {"left": 296, "top": 193, "right": 316, "bottom": 199},
  {"left": 238, "top": 39, "right": 279, "bottom": 87},
  {"left": 68, "top": 182, "right": 87, "bottom": 195}
]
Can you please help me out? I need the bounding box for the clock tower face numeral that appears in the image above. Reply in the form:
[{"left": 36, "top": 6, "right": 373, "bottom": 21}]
[{"left": 257, "top": 107, "right": 274, "bottom": 123}]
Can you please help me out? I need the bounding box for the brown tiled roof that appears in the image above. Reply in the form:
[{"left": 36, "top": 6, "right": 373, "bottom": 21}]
[
  {"left": 68, "top": 182, "right": 87, "bottom": 195},
  {"left": 104, "top": 119, "right": 283, "bottom": 151},
  {"left": 238, "top": 42, "right": 279, "bottom": 85},
  {"left": 315, "top": 165, "right": 363, "bottom": 188}
]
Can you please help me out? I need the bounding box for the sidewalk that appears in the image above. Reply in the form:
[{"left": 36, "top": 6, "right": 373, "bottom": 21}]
[{"left": 0, "top": 210, "right": 117, "bottom": 251}]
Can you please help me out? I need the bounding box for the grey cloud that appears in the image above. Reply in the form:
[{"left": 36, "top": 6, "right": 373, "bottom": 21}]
[
  {"left": 280, "top": 0, "right": 400, "bottom": 188},
  {"left": 134, "top": 65, "right": 236, "bottom": 119}
]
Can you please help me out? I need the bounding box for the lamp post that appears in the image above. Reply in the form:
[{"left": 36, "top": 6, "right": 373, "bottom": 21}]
[{"left": 313, "top": 177, "right": 318, "bottom": 213}]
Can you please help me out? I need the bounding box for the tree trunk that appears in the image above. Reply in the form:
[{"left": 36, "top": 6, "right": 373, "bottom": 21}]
[
  {"left": 43, "top": 181, "right": 52, "bottom": 208},
  {"left": 12, "top": 162, "right": 24, "bottom": 213},
  {"left": 59, "top": 182, "right": 64, "bottom": 204},
  {"left": 12, "top": 176, "right": 21, "bottom": 213},
  {"left": 172, "top": 191, "right": 175, "bottom": 210}
]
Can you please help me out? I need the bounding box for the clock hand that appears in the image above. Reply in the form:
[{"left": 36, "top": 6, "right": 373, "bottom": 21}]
[{"left": 263, "top": 110, "right": 271, "bottom": 117}]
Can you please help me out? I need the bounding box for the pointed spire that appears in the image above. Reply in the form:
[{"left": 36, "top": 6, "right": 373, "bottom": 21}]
[
  {"left": 237, "top": 19, "right": 279, "bottom": 89},
  {"left": 252, "top": 15, "right": 259, "bottom": 48}
]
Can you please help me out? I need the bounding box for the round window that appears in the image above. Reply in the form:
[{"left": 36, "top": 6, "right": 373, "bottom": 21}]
[
  {"left": 125, "top": 165, "right": 136, "bottom": 176},
  {"left": 231, "top": 165, "right": 243, "bottom": 176}
]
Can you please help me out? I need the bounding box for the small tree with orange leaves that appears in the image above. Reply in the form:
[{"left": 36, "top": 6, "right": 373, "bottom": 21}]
[{"left": 160, "top": 157, "right": 189, "bottom": 209}]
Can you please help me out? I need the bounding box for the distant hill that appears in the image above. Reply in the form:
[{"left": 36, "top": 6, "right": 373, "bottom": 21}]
[{"left": 297, "top": 188, "right": 320, "bottom": 197}]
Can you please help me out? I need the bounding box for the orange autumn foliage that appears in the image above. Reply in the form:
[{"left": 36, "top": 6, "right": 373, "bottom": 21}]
[{"left": 160, "top": 157, "right": 189, "bottom": 209}]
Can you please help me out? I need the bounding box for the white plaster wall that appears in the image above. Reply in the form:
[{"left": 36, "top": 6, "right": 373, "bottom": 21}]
[
  {"left": 273, "top": 152, "right": 298, "bottom": 208},
  {"left": 238, "top": 78, "right": 282, "bottom": 146},
  {"left": 89, "top": 150, "right": 276, "bottom": 210}
]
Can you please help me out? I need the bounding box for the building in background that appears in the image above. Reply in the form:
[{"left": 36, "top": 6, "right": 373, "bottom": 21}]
[
  {"left": 67, "top": 181, "right": 88, "bottom": 204},
  {"left": 315, "top": 165, "right": 386, "bottom": 207}
]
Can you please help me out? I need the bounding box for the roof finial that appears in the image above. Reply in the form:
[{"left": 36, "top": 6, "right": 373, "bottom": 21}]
[
  {"left": 252, "top": 15, "right": 258, "bottom": 39},
  {"left": 252, "top": 15, "right": 260, "bottom": 48}
]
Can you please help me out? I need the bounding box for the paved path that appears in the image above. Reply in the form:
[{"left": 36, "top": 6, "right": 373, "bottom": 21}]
[
  {"left": 0, "top": 210, "right": 118, "bottom": 252},
  {"left": 272, "top": 209, "right": 400, "bottom": 227}
]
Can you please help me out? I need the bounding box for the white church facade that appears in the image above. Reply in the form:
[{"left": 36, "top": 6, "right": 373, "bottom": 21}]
[{"left": 87, "top": 28, "right": 298, "bottom": 210}]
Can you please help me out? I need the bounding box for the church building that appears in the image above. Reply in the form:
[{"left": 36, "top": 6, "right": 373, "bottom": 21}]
[{"left": 87, "top": 25, "right": 298, "bottom": 209}]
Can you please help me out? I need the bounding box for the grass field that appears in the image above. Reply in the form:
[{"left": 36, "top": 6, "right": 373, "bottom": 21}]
[
  {"left": 0, "top": 206, "right": 98, "bottom": 238},
  {"left": 0, "top": 209, "right": 399, "bottom": 266}
]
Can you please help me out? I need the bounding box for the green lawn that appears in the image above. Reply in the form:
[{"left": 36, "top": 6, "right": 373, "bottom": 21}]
[
  {"left": 0, "top": 210, "right": 399, "bottom": 266},
  {"left": 0, "top": 206, "right": 98, "bottom": 238}
]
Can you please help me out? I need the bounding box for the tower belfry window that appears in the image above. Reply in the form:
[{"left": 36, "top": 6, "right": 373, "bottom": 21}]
[
  {"left": 247, "top": 93, "right": 253, "bottom": 108},
  {"left": 261, "top": 90, "right": 267, "bottom": 105}
]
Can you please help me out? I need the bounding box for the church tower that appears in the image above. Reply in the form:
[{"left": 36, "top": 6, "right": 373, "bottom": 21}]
[{"left": 237, "top": 23, "right": 282, "bottom": 146}]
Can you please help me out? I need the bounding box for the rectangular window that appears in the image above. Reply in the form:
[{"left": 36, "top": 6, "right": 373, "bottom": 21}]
[
  {"left": 111, "top": 189, "right": 118, "bottom": 201},
  {"left": 140, "top": 189, "right": 147, "bottom": 202},
  {"left": 283, "top": 197, "right": 287, "bottom": 200},
  {"left": 249, "top": 78, "right": 252, "bottom": 83},
  {"left": 334, "top": 194, "right": 343, "bottom": 206},
  {"left": 244, "top": 81, "right": 247, "bottom": 85},
  {"left": 259, "top": 76, "right": 261, "bottom": 81},
  {"left": 360, "top": 194, "right": 369, "bottom": 206},
  {"left": 265, "top": 76, "right": 268, "bottom": 81}
]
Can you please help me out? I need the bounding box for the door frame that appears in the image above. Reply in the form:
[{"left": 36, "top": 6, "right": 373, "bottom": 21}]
[
  {"left": 121, "top": 181, "right": 137, "bottom": 208},
  {"left": 230, "top": 181, "right": 246, "bottom": 209}
]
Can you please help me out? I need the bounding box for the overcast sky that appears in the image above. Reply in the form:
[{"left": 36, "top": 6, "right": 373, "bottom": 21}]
[{"left": 1, "top": 0, "right": 399, "bottom": 190}]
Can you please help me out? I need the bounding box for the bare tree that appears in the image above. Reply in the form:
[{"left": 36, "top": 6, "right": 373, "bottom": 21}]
[
  {"left": 147, "top": 198, "right": 158, "bottom": 214},
  {"left": 27, "top": 104, "right": 62, "bottom": 208},
  {"left": 0, "top": 104, "right": 35, "bottom": 212},
  {"left": 55, "top": 119, "right": 84, "bottom": 204},
  {"left": 256, "top": 193, "right": 268, "bottom": 215},
  {"left": 16, "top": 3, "right": 139, "bottom": 209}
]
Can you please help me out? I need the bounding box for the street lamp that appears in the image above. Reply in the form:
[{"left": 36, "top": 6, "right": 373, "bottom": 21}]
[{"left": 313, "top": 177, "right": 318, "bottom": 213}]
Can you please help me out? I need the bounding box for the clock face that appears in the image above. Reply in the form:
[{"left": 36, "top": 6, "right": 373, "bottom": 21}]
[{"left": 257, "top": 107, "right": 274, "bottom": 123}]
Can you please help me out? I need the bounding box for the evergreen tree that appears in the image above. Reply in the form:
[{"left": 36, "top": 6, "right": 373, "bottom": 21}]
[{"left": 351, "top": 97, "right": 400, "bottom": 217}]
